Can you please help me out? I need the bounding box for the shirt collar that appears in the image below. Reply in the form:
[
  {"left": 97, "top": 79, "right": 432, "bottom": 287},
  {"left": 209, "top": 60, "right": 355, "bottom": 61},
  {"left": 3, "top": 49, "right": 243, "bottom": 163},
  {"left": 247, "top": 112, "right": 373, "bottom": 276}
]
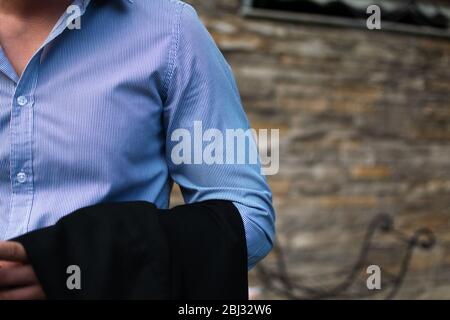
[
  {"left": 83, "top": 0, "right": 134, "bottom": 5},
  {"left": 78, "top": 0, "right": 134, "bottom": 10}
]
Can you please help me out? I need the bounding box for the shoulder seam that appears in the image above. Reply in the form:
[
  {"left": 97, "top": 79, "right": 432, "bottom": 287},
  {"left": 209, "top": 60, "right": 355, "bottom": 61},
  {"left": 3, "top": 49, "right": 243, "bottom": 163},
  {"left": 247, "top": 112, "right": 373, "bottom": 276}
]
[{"left": 161, "top": 1, "right": 186, "bottom": 102}]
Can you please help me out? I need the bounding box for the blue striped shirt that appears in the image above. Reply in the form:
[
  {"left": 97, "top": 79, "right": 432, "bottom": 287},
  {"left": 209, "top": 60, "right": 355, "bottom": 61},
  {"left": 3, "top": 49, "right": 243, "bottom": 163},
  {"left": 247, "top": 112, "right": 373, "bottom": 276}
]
[{"left": 0, "top": 0, "right": 275, "bottom": 268}]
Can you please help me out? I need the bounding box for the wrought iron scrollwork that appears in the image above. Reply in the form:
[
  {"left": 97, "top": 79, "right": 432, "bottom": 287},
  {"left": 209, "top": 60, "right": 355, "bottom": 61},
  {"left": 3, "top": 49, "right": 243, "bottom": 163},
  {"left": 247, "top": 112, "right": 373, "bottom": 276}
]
[{"left": 256, "top": 214, "right": 436, "bottom": 300}]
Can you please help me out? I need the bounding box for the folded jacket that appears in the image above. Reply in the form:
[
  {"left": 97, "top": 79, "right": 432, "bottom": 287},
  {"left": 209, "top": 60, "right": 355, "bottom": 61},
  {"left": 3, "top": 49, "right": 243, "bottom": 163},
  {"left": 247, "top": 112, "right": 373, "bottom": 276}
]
[{"left": 14, "top": 200, "right": 248, "bottom": 300}]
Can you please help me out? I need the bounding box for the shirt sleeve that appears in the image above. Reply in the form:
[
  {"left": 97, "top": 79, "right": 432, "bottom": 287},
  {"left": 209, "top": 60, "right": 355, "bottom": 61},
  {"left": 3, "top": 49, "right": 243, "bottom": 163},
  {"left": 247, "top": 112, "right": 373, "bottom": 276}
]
[{"left": 163, "top": 3, "right": 275, "bottom": 269}]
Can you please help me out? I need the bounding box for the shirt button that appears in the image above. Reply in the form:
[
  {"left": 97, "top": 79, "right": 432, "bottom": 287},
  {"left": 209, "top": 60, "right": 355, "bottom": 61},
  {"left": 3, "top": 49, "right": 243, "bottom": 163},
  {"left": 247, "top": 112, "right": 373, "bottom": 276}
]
[
  {"left": 17, "top": 96, "right": 28, "bottom": 106},
  {"left": 16, "top": 172, "right": 27, "bottom": 184}
]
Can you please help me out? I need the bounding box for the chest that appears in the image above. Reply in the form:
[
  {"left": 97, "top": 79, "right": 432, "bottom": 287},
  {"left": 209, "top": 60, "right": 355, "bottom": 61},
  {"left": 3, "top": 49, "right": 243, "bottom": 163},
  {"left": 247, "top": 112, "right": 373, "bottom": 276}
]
[
  {"left": 0, "top": 19, "right": 59, "bottom": 77},
  {"left": 1, "top": 37, "right": 42, "bottom": 77},
  {"left": 0, "top": 27, "right": 168, "bottom": 174},
  {"left": 0, "top": 6, "right": 171, "bottom": 168}
]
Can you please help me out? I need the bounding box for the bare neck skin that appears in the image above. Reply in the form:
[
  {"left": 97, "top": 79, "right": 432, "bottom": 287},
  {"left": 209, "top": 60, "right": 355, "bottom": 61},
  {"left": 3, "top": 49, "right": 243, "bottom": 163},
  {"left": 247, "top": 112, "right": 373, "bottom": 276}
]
[{"left": 0, "top": 0, "right": 73, "bottom": 77}]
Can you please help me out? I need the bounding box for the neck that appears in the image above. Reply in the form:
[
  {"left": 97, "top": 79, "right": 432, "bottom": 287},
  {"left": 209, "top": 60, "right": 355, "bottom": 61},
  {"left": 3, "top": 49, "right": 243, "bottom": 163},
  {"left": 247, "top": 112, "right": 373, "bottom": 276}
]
[{"left": 0, "top": 0, "right": 73, "bottom": 18}]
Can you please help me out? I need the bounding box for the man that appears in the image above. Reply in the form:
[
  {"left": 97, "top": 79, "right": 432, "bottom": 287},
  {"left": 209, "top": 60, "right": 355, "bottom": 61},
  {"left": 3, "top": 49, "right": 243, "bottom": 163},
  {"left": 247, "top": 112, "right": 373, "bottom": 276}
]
[{"left": 0, "top": 0, "right": 275, "bottom": 299}]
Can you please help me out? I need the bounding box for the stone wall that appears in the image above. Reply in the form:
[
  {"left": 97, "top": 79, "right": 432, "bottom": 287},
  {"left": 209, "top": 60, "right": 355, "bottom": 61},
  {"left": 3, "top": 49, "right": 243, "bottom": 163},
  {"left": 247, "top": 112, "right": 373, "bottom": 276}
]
[{"left": 171, "top": 0, "right": 450, "bottom": 299}]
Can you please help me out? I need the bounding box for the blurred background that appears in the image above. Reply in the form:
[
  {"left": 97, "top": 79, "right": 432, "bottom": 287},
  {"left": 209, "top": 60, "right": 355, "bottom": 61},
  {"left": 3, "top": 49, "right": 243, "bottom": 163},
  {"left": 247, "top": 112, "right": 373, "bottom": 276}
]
[{"left": 170, "top": 0, "right": 450, "bottom": 299}]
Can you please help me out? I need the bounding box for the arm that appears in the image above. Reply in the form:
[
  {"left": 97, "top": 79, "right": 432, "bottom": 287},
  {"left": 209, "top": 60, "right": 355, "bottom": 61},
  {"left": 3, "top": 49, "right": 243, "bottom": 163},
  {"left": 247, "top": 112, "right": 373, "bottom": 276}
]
[{"left": 163, "top": 4, "right": 275, "bottom": 269}]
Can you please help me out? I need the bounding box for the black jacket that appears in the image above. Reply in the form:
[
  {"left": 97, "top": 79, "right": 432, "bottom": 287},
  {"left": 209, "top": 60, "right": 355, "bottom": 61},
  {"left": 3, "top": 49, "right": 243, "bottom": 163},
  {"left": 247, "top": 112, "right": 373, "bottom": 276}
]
[{"left": 14, "top": 200, "right": 248, "bottom": 300}]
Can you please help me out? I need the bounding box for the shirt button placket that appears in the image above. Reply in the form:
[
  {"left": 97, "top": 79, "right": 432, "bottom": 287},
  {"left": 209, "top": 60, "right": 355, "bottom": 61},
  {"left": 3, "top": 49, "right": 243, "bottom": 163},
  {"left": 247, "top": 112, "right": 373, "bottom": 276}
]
[{"left": 6, "top": 68, "right": 37, "bottom": 239}]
